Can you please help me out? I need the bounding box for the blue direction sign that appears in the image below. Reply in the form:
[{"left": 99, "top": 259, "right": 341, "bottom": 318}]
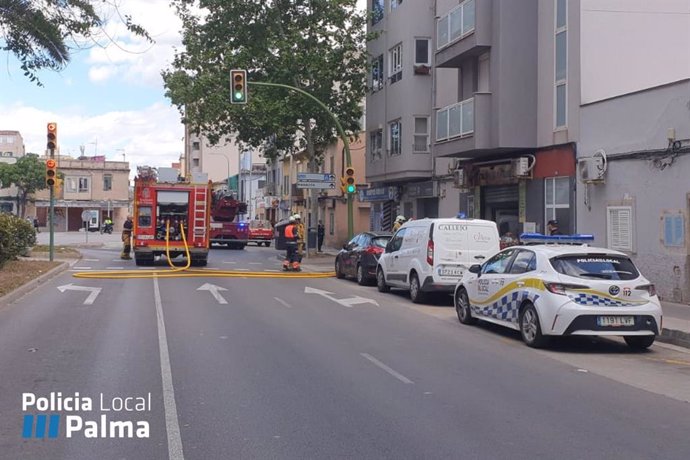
[{"left": 297, "top": 173, "right": 336, "bottom": 182}]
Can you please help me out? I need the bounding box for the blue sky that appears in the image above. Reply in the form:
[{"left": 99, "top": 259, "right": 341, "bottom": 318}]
[{"left": 0, "top": 0, "right": 366, "bottom": 174}]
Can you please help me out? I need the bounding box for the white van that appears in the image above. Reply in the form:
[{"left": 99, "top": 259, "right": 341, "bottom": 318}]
[{"left": 376, "top": 218, "right": 500, "bottom": 303}]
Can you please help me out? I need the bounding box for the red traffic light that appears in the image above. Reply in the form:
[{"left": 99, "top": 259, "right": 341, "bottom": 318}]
[
  {"left": 46, "top": 158, "right": 57, "bottom": 186},
  {"left": 47, "top": 122, "right": 58, "bottom": 150}
]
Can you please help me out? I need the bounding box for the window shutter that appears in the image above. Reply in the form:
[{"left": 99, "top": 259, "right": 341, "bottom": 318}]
[{"left": 607, "top": 206, "right": 632, "bottom": 251}]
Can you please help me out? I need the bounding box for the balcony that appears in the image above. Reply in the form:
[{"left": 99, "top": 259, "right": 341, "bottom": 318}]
[
  {"left": 435, "top": 0, "right": 492, "bottom": 68},
  {"left": 434, "top": 93, "right": 492, "bottom": 158}
]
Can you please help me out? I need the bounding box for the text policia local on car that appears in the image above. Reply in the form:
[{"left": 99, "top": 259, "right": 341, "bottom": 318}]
[{"left": 23, "top": 392, "right": 151, "bottom": 439}]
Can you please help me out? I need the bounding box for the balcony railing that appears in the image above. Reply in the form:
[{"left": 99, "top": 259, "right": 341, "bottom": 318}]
[
  {"left": 437, "top": 0, "right": 476, "bottom": 50},
  {"left": 436, "top": 98, "right": 474, "bottom": 141}
]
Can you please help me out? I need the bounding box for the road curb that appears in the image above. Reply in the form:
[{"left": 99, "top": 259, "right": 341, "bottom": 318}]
[
  {"left": 0, "top": 261, "right": 70, "bottom": 308},
  {"left": 658, "top": 328, "right": 690, "bottom": 349}
]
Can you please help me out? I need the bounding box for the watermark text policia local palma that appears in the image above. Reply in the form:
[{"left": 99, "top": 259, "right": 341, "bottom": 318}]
[{"left": 22, "top": 392, "right": 151, "bottom": 439}]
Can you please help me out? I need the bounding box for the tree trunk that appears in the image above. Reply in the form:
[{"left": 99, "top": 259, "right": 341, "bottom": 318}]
[{"left": 304, "top": 122, "right": 320, "bottom": 256}]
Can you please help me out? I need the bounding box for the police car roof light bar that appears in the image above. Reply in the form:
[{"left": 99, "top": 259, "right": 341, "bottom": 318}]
[{"left": 519, "top": 233, "right": 594, "bottom": 245}]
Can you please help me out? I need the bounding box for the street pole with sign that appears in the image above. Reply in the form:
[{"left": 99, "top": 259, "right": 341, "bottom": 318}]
[{"left": 46, "top": 123, "right": 58, "bottom": 261}]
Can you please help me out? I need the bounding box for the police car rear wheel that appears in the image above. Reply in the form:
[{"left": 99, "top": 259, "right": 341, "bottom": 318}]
[
  {"left": 455, "top": 289, "right": 477, "bottom": 325},
  {"left": 519, "top": 303, "right": 548, "bottom": 348},
  {"left": 376, "top": 268, "right": 390, "bottom": 293},
  {"left": 624, "top": 335, "right": 655, "bottom": 350}
]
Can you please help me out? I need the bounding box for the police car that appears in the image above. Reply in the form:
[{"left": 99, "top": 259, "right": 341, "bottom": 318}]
[{"left": 453, "top": 233, "right": 663, "bottom": 349}]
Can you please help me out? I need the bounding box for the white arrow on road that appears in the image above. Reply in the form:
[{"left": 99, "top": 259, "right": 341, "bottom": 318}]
[
  {"left": 304, "top": 286, "right": 378, "bottom": 307},
  {"left": 57, "top": 284, "right": 102, "bottom": 305},
  {"left": 197, "top": 283, "right": 228, "bottom": 304}
]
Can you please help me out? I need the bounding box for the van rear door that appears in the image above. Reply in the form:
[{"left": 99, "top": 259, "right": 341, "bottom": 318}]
[{"left": 432, "top": 222, "right": 499, "bottom": 279}]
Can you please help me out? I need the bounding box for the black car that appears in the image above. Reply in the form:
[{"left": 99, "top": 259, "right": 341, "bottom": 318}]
[{"left": 335, "top": 232, "right": 392, "bottom": 285}]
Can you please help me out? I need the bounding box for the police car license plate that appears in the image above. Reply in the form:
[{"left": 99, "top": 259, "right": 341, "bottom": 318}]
[
  {"left": 597, "top": 316, "right": 634, "bottom": 327},
  {"left": 439, "top": 267, "right": 463, "bottom": 277}
]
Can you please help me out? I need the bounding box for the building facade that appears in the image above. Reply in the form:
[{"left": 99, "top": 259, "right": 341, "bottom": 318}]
[{"left": 0, "top": 130, "right": 27, "bottom": 214}]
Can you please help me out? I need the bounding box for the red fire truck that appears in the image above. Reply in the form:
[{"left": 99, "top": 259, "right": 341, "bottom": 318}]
[
  {"left": 132, "top": 168, "right": 211, "bottom": 266},
  {"left": 209, "top": 190, "right": 249, "bottom": 249}
]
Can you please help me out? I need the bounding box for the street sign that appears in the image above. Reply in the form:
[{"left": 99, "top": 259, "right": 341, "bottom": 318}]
[
  {"left": 296, "top": 181, "right": 337, "bottom": 190},
  {"left": 297, "top": 173, "right": 336, "bottom": 182}
]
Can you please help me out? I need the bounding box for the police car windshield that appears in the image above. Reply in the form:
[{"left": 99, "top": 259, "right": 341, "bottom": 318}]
[{"left": 550, "top": 255, "right": 639, "bottom": 281}]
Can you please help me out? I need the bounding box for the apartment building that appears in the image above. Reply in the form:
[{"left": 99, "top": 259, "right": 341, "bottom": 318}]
[
  {"left": 0, "top": 130, "right": 26, "bottom": 214},
  {"left": 31, "top": 156, "right": 130, "bottom": 231},
  {"left": 366, "top": 0, "right": 437, "bottom": 230},
  {"left": 575, "top": 0, "right": 690, "bottom": 302},
  {"left": 183, "top": 126, "right": 241, "bottom": 185}
]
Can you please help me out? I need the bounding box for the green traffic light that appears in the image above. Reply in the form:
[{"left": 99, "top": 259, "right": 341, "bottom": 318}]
[
  {"left": 234, "top": 92, "right": 243, "bottom": 100},
  {"left": 347, "top": 184, "right": 355, "bottom": 193}
]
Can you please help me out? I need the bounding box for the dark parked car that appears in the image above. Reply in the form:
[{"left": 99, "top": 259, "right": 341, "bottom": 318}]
[{"left": 335, "top": 232, "right": 392, "bottom": 285}]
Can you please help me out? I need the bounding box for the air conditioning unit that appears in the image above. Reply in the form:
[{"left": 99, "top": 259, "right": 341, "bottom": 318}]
[
  {"left": 512, "top": 157, "right": 532, "bottom": 178},
  {"left": 453, "top": 168, "right": 466, "bottom": 188},
  {"left": 578, "top": 150, "right": 607, "bottom": 183}
]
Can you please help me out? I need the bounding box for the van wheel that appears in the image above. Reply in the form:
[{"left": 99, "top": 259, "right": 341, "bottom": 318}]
[
  {"left": 376, "top": 268, "right": 389, "bottom": 293},
  {"left": 455, "top": 288, "right": 477, "bottom": 325},
  {"left": 409, "top": 273, "right": 426, "bottom": 304},
  {"left": 624, "top": 336, "right": 655, "bottom": 350},
  {"left": 519, "top": 303, "right": 549, "bottom": 348}
]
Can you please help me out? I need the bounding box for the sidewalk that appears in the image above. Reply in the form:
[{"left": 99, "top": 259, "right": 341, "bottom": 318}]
[{"left": 35, "top": 230, "right": 122, "bottom": 249}]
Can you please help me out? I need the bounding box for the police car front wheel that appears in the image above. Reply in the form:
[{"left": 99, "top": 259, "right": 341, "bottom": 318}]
[{"left": 455, "top": 288, "right": 477, "bottom": 325}]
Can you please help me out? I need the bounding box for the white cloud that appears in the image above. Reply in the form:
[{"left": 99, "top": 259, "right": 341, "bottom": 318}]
[{"left": 0, "top": 102, "right": 184, "bottom": 176}]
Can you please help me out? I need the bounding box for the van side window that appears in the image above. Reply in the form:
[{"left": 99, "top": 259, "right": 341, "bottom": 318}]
[
  {"left": 387, "top": 228, "right": 406, "bottom": 252},
  {"left": 482, "top": 249, "right": 516, "bottom": 275},
  {"left": 508, "top": 250, "right": 536, "bottom": 274}
]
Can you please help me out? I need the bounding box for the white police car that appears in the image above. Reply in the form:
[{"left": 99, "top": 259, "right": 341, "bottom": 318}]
[{"left": 453, "top": 234, "right": 663, "bottom": 349}]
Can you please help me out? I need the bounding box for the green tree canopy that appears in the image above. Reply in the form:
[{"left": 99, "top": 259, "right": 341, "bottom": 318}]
[
  {"left": 0, "top": 0, "right": 151, "bottom": 84},
  {"left": 162, "top": 0, "right": 369, "bottom": 165},
  {"left": 0, "top": 154, "right": 47, "bottom": 217}
]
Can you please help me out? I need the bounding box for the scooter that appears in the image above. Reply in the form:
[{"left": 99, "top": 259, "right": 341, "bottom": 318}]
[{"left": 101, "top": 222, "right": 113, "bottom": 234}]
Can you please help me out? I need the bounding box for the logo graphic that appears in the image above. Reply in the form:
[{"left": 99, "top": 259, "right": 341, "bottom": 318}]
[
  {"left": 22, "top": 414, "right": 60, "bottom": 439},
  {"left": 609, "top": 285, "right": 620, "bottom": 296}
]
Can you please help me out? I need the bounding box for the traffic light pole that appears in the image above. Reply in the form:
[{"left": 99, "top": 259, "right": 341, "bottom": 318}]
[
  {"left": 49, "top": 149, "right": 54, "bottom": 262},
  {"left": 247, "top": 81, "right": 355, "bottom": 239}
]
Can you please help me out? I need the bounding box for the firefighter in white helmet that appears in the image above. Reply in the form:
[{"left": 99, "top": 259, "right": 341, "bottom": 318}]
[{"left": 292, "top": 214, "right": 305, "bottom": 271}]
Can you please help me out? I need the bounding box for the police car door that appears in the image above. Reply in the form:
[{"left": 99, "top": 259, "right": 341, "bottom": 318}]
[{"left": 469, "top": 249, "right": 518, "bottom": 318}]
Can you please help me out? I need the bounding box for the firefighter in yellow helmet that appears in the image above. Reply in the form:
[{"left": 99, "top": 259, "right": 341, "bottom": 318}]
[
  {"left": 121, "top": 215, "right": 133, "bottom": 260},
  {"left": 392, "top": 215, "right": 406, "bottom": 232},
  {"left": 283, "top": 216, "right": 297, "bottom": 271}
]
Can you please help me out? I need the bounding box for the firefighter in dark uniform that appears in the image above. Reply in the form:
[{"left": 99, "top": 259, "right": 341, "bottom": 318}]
[
  {"left": 121, "top": 215, "right": 133, "bottom": 260},
  {"left": 283, "top": 216, "right": 297, "bottom": 271}
]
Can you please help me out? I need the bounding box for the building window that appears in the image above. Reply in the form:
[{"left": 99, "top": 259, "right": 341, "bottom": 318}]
[
  {"left": 414, "top": 38, "right": 430, "bottom": 66},
  {"left": 391, "top": 0, "right": 403, "bottom": 10},
  {"left": 371, "top": 54, "right": 384, "bottom": 92},
  {"left": 192, "top": 141, "right": 200, "bottom": 150},
  {"left": 370, "top": 129, "right": 383, "bottom": 160},
  {"left": 66, "top": 177, "right": 77, "bottom": 193},
  {"left": 329, "top": 211, "right": 335, "bottom": 236},
  {"left": 413, "top": 117, "right": 429, "bottom": 152},
  {"left": 103, "top": 174, "right": 112, "bottom": 191},
  {"left": 192, "top": 158, "right": 199, "bottom": 167},
  {"left": 389, "top": 43, "right": 402, "bottom": 84},
  {"left": 437, "top": 0, "right": 475, "bottom": 49},
  {"left": 389, "top": 120, "right": 401, "bottom": 156},
  {"left": 78, "top": 177, "right": 89, "bottom": 193},
  {"left": 555, "top": 0, "right": 567, "bottom": 128},
  {"left": 372, "top": 0, "right": 383, "bottom": 25},
  {"left": 663, "top": 214, "right": 685, "bottom": 247},
  {"left": 607, "top": 206, "right": 633, "bottom": 252},
  {"left": 544, "top": 177, "right": 570, "bottom": 232}
]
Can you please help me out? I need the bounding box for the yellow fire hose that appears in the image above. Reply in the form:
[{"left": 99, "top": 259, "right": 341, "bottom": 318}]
[{"left": 73, "top": 222, "right": 334, "bottom": 280}]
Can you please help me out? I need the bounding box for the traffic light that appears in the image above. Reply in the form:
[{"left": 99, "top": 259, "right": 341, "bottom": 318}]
[
  {"left": 45, "top": 159, "right": 57, "bottom": 187},
  {"left": 339, "top": 176, "right": 348, "bottom": 194},
  {"left": 230, "top": 69, "right": 247, "bottom": 104},
  {"left": 46, "top": 122, "right": 58, "bottom": 151},
  {"left": 344, "top": 166, "right": 356, "bottom": 194}
]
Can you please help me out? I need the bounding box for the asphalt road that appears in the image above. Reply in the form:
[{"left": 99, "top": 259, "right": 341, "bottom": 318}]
[{"left": 1, "top": 246, "right": 690, "bottom": 459}]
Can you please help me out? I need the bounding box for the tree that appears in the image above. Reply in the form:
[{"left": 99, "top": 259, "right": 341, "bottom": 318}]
[
  {"left": 0, "top": 154, "right": 47, "bottom": 217},
  {"left": 163, "top": 0, "right": 369, "bottom": 234},
  {"left": 0, "top": 0, "right": 151, "bottom": 84}
]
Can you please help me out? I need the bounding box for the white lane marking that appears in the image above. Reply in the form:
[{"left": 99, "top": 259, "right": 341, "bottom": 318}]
[
  {"left": 82, "top": 258, "right": 99, "bottom": 262},
  {"left": 112, "top": 259, "right": 126, "bottom": 262},
  {"left": 57, "top": 284, "right": 101, "bottom": 305},
  {"left": 360, "top": 353, "right": 414, "bottom": 384},
  {"left": 153, "top": 277, "right": 185, "bottom": 460},
  {"left": 197, "top": 283, "right": 228, "bottom": 304},
  {"left": 249, "top": 262, "right": 262, "bottom": 265},
  {"left": 264, "top": 269, "right": 280, "bottom": 272},
  {"left": 235, "top": 268, "right": 250, "bottom": 271},
  {"left": 222, "top": 261, "right": 237, "bottom": 264},
  {"left": 274, "top": 297, "right": 293, "bottom": 308},
  {"left": 71, "top": 267, "right": 92, "bottom": 270},
  {"left": 304, "top": 286, "right": 379, "bottom": 307},
  {"left": 105, "top": 266, "right": 125, "bottom": 270}
]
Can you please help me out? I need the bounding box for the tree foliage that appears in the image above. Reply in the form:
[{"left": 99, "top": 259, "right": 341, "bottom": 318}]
[
  {"left": 0, "top": 0, "right": 151, "bottom": 84},
  {"left": 162, "top": 0, "right": 369, "bottom": 166},
  {"left": 0, "top": 154, "right": 47, "bottom": 217}
]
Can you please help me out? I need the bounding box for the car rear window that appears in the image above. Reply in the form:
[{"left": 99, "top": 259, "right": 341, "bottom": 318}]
[
  {"left": 372, "top": 236, "right": 390, "bottom": 248},
  {"left": 550, "top": 255, "right": 640, "bottom": 280}
]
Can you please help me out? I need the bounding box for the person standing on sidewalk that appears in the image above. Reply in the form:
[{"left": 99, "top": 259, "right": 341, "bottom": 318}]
[
  {"left": 121, "top": 215, "right": 133, "bottom": 260},
  {"left": 317, "top": 220, "right": 325, "bottom": 252},
  {"left": 33, "top": 217, "right": 40, "bottom": 233}
]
